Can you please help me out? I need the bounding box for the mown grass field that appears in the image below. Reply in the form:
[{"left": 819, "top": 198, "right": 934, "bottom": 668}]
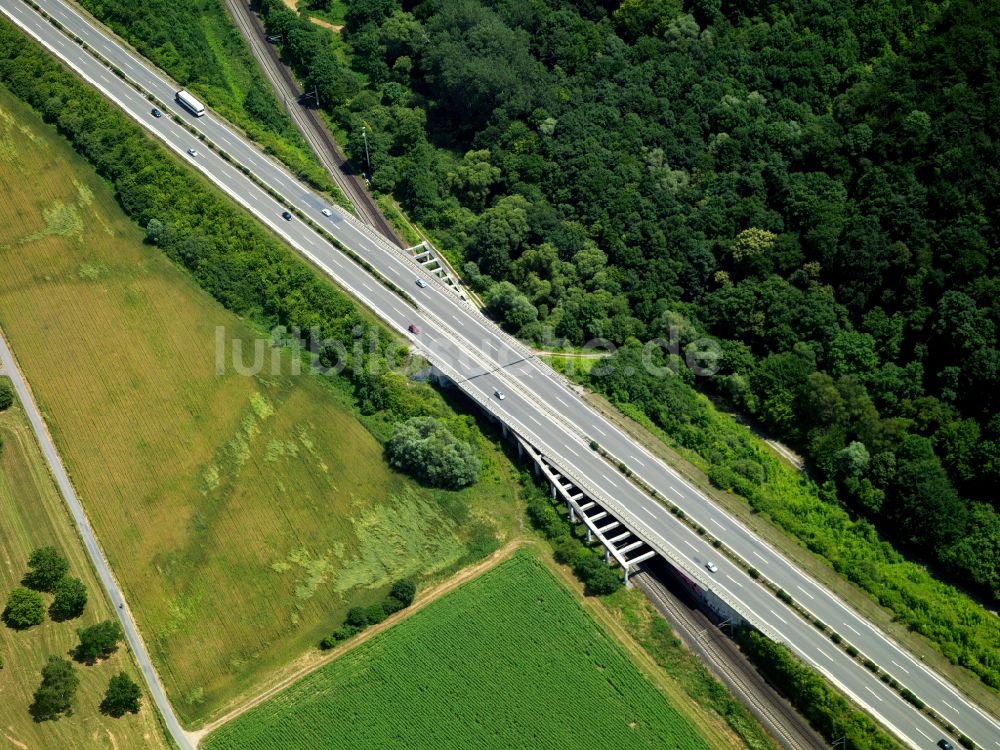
[
  {"left": 0, "top": 388, "right": 171, "bottom": 749},
  {"left": 0, "top": 85, "right": 520, "bottom": 725},
  {"left": 203, "top": 552, "right": 713, "bottom": 750}
]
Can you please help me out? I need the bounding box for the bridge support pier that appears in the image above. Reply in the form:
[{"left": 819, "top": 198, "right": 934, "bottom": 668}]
[
  {"left": 568, "top": 503, "right": 575, "bottom": 523},
  {"left": 550, "top": 482, "right": 557, "bottom": 499}
]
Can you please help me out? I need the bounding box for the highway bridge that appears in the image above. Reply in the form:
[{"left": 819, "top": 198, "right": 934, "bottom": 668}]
[{"left": 2, "top": 2, "right": 997, "bottom": 748}]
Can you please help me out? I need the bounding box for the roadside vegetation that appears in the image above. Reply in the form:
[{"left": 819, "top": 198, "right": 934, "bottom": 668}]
[
  {"left": 61, "top": 0, "right": 1000, "bottom": 697},
  {"left": 77, "top": 0, "right": 346, "bottom": 203},
  {"left": 525, "top": 473, "right": 777, "bottom": 750},
  {"left": 0, "top": 40, "right": 520, "bottom": 725},
  {"left": 736, "top": 630, "right": 901, "bottom": 750},
  {"left": 237, "top": 0, "right": 1000, "bottom": 693},
  {"left": 586, "top": 344, "right": 1000, "bottom": 694},
  {"left": 341, "top": 0, "right": 1000, "bottom": 610},
  {"left": 0, "top": 376, "right": 168, "bottom": 748},
  {"left": 204, "top": 552, "right": 716, "bottom": 750}
]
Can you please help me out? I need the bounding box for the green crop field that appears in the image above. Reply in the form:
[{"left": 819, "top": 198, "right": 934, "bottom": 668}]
[
  {"left": 0, "top": 84, "right": 519, "bottom": 725},
  {"left": 0, "top": 391, "right": 171, "bottom": 749},
  {"left": 204, "top": 552, "right": 713, "bottom": 750}
]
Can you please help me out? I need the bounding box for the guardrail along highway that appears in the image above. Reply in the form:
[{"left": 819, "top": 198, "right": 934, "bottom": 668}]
[{"left": 2, "top": 2, "right": 998, "bottom": 748}]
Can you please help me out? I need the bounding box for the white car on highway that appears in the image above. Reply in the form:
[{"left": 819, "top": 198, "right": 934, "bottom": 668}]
[{"left": 321, "top": 208, "right": 332, "bottom": 217}]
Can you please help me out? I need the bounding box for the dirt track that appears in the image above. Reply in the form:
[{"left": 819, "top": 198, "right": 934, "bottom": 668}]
[{"left": 190, "top": 541, "right": 524, "bottom": 743}]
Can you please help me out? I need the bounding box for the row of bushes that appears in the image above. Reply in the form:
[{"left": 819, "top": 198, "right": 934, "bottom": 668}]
[
  {"left": 319, "top": 579, "right": 416, "bottom": 649},
  {"left": 69, "top": 0, "right": 345, "bottom": 203},
  {"left": 0, "top": 16, "right": 485, "bottom": 496},
  {"left": 588, "top": 346, "right": 1000, "bottom": 690},
  {"left": 737, "top": 629, "right": 902, "bottom": 750},
  {"left": 524, "top": 479, "right": 620, "bottom": 596}
]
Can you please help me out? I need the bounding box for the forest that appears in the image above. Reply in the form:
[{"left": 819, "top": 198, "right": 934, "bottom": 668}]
[{"left": 244, "top": 0, "right": 1000, "bottom": 612}]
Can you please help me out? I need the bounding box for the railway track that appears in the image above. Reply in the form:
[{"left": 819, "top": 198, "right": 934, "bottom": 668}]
[
  {"left": 223, "top": 0, "right": 402, "bottom": 246},
  {"left": 633, "top": 571, "right": 827, "bottom": 750}
]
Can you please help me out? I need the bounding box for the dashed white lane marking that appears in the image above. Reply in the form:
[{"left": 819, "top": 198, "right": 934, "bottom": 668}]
[
  {"left": 601, "top": 473, "right": 618, "bottom": 486},
  {"left": 891, "top": 660, "right": 909, "bottom": 675},
  {"left": 683, "top": 539, "right": 698, "bottom": 552},
  {"left": 796, "top": 585, "right": 815, "bottom": 600},
  {"left": 843, "top": 623, "right": 861, "bottom": 636},
  {"left": 914, "top": 728, "right": 932, "bottom": 742},
  {"left": 725, "top": 574, "right": 742, "bottom": 588},
  {"left": 710, "top": 518, "right": 726, "bottom": 532},
  {"left": 818, "top": 649, "right": 834, "bottom": 661},
  {"left": 554, "top": 396, "right": 570, "bottom": 408},
  {"left": 630, "top": 455, "right": 645, "bottom": 467},
  {"left": 941, "top": 700, "right": 957, "bottom": 713},
  {"left": 592, "top": 426, "right": 607, "bottom": 437},
  {"left": 768, "top": 608, "right": 788, "bottom": 626},
  {"left": 864, "top": 686, "right": 882, "bottom": 702},
  {"left": 564, "top": 444, "right": 579, "bottom": 457},
  {"left": 752, "top": 550, "right": 769, "bottom": 564},
  {"left": 528, "top": 414, "right": 542, "bottom": 426},
  {"left": 642, "top": 507, "right": 657, "bottom": 519}
]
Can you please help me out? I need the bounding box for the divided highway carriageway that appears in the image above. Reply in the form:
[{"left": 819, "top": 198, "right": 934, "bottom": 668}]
[{"left": 3, "top": 1, "right": 998, "bottom": 748}]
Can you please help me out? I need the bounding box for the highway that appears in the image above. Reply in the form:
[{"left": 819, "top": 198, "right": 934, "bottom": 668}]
[
  {"left": 0, "top": 332, "right": 193, "bottom": 750},
  {"left": 219, "top": 0, "right": 401, "bottom": 244},
  {"left": 3, "top": 2, "right": 998, "bottom": 748}
]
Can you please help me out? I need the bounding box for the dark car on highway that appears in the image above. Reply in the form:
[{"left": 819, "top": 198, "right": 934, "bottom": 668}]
[{"left": 282, "top": 211, "right": 292, "bottom": 221}]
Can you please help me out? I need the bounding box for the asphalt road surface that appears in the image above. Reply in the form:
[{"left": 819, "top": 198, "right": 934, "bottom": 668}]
[
  {"left": 3, "top": 2, "right": 997, "bottom": 749},
  {"left": 0, "top": 332, "right": 194, "bottom": 750}
]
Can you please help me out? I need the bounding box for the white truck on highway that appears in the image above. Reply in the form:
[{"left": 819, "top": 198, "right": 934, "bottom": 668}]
[{"left": 175, "top": 89, "right": 205, "bottom": 117}]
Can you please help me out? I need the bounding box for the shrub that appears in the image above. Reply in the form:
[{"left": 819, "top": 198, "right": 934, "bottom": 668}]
[
  {"left": 75, "top": 620, "right": 123, "bottom": 662},
  {"left": 846, "top": 644, "right": 859, "bottom": 658},
  {"left": 389, "top": 579, "right": 416, "bottom": 608},
  {"left": 830, "top": 632, "right": 842, "bottom": 644},
  {"left": 900, "top": 688, "right": 924, "bottom": 710},
  {"left": 345, "top": 607, "right": 369, "bottom": 628},
  {"left": 382, "top": 596, "right": 405, "bottom": 616},
  {"left": 3, "top": 587, "right": 45, "bottom": 629},
  {"left": 553, "top": 536, "right": 582, "bottom": 565},
  {"left": 24, "top": 546, "right": 69, "bottom": 592},
  {"left": 365, "top": 603, "right": 387, "bottom": 625},
  {"left": 573, "top": 554, "right": 620, "bottom": 595},
  {"left": 0, "top": 381, "right": 14, "bottom": 410},
  {"left": 29, "top": 656, "right": 78, "bottom": 721},
  {"left": 50, "top": 576, "right": 87, "bottom": 620},
  {"left": 386, "top": 417, "right": 481, "bottom": 489},
  {"left": 747, "top": 567, "right": 760, "bottom": 579},
  {"left": 100, "top": 672, "right": 141, "bottom": 717},
  {"left": 332, "top": 624, "right": 360, "bottom": 641},
  {"left": 776, "top": 588, "right": 793, "bottom": 605}
]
